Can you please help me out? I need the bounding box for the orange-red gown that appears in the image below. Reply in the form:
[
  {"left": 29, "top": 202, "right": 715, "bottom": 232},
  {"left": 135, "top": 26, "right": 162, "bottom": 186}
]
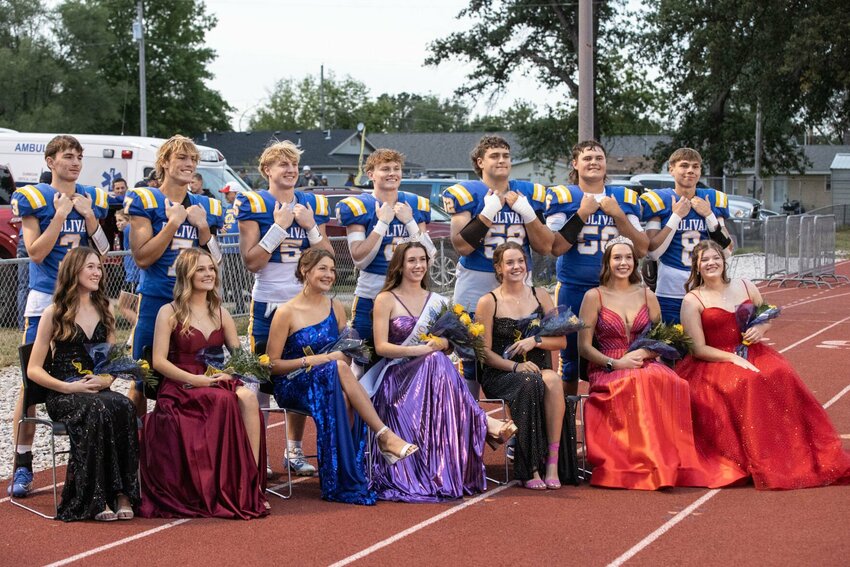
[
  {"left": 586, "top": 296, "right": 746, "bottom": 490},
  {"left": 676, "top": 301, "right": 850, "bottom": 490}
]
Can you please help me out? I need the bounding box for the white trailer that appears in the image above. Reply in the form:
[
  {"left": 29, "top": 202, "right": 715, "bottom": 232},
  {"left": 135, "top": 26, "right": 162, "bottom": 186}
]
[{"left": 0, "top": 131, "right": 249, "bottom": 200}]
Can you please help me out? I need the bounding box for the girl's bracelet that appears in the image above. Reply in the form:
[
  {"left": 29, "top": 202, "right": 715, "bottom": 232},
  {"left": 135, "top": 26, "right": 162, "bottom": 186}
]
[{"left": 512, "top": 361, "right": 519, "bottom": 373}]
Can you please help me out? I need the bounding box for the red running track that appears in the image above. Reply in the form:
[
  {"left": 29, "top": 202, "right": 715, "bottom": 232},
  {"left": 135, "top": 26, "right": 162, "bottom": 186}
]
[{"left": 2, "top": 264, "right": 849, "bottom": 566}]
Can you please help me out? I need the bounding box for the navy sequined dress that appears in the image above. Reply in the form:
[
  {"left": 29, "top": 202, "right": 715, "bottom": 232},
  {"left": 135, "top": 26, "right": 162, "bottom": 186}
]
[
  {"left": 274, "top": 303, "right": 377, "bottom": 505},
  {"left": 47, "top": 322, "right": 139, "bottom": 521}
]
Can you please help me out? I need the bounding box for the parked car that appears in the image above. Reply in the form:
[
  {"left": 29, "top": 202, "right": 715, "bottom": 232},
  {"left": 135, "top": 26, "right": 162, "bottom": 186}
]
[
  {"left": 0, "top": 164, "right": 22, "bottom": 327},
  {"left": 399, "top": 178, "right": 460, "bottom": 213}
]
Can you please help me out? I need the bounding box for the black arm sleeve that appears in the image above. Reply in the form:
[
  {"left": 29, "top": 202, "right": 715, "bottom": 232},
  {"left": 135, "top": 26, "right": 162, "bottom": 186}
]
[
  {"left": 558, "top": 214, "right": 586, "bottom": 246},
  {"left": 708, "top": 225, "right": 732, "bottom": 248},
  {"left": 459, "top": 216, "right": 491, "bottom": 248}
]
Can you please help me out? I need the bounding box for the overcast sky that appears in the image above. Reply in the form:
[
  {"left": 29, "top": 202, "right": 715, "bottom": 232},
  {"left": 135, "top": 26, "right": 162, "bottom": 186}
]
[{"left": 203, "top": 0, "right": 561, "bottom": 130}]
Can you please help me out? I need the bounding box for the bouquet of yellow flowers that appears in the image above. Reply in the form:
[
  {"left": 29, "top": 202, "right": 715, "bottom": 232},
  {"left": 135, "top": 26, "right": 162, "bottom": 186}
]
[
  {"left": 735, "top": 302, "right": 781, "bottom": 359},
  {"left": 419, "top": 303, "right": 485, "bottom": 362},
  {"left": 627, "top": 322, "right": 693, "bottom": 362},
  {"left": 503, "top": 306, "right": 585, "bottom": 359},
  {"left": 198, "top": 346, "right": 271, "bottom": 385},
  {"left": 64, "top": 343, "right": 157, "bottom": 389}
]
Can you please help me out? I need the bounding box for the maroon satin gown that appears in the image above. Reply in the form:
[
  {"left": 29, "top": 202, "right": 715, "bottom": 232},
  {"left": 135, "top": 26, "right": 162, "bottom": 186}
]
[
  {"left": 586, "top": 295, "right": 746, "bottom": 490},
  {"left": 676, "top": 300, "right": 850, "bottom": 490},
  {"left": 140, "top": 324, "right": 268, "bottom": 519}
]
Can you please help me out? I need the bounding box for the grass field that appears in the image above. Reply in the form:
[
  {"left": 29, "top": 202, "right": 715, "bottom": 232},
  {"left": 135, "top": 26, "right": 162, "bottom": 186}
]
[{"left": 836, "top": 226, "right": 850, "bottom": 258}]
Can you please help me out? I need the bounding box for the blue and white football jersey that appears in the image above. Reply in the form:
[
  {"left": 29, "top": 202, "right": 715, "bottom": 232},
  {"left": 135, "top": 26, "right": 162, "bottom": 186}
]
[
  {"left": 12, "top": 183, "right": 109, "bottom": 294},
  {"left": 545, "top": 184, "right": 642, "bottom": 287}
]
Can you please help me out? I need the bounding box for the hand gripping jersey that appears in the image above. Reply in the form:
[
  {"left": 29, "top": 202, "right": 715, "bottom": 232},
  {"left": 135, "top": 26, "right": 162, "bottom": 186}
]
[
  {"left": 125, "top": 187, "right": 224, "bottom": 299},
  {"left": 545, "top": 184, "right": 642, "bottom": 287},
  {"left": 441, "top": 180, "right": 547, "bottom": 272},
  {"left": 336, "top": 191, "right": 431, "bottom": 277},
  {"left": 640, "top": 187, "right": 729, "bottom": 298},
  {"left": 12, "top": 183, "right": 109, "bottom": 294}
]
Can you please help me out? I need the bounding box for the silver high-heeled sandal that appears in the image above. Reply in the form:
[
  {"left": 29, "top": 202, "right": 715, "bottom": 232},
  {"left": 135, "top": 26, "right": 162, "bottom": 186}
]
[{"left": 376, "top": 426, "right": 418, "bottom": 465}]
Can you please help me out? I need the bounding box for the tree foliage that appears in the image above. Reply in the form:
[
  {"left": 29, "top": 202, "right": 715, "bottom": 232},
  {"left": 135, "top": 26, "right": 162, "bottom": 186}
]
[
  {"left": 640, "top": 0, "right": 850, "bottom": 177},
  {"left": 0, "top": 0, "right": 232, "bottom": 136}
]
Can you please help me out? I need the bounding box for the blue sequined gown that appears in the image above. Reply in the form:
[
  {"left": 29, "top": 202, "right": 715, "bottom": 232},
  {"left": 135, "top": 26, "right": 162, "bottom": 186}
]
[
  {"left": 273, "top": 305, "right": 377, "bottom": 505},
  {"left": 371, "top": 312, "right": 487, "bottom": 502}
]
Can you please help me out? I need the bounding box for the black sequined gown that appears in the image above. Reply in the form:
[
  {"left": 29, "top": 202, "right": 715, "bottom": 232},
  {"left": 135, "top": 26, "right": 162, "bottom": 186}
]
[
  {"left": 46, "top": 322, "right": 139, "bottom": 521},
  {"left": 479, "top": 293, "right": 578, "bottom": 484}
]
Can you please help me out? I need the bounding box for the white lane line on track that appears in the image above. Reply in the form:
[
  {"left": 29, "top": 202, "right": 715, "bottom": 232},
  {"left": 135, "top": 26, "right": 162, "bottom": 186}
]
[
  {"left": 41, "top": 477, "right": 310, "bottom": 566},
  {"left": 607, "top": 314, "right": 850, "bottom": 566},
  {"left": 43, "top": 519, "right": 191, "bottom": 567},
  {"left": 606, "top": 489, "right": 722, "bottom": 567},
  {"left": 0, "top": 481, "right": 65, "bottom": 504},
  {"left": 781, "top": 291, "right": 850, "bottom": 309},
  {"left": 328, "top": 481, "right": 519, "bottom": 567}
]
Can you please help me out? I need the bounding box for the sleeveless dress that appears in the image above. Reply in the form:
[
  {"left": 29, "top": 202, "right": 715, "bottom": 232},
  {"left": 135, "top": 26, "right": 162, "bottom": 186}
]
[
  {"left": 140, "top": 320, "right": 269, "bottom": 519},
  {"left": 370, "top": 292, "right": 487, "bottom": 502},
  {"left": 274, "top": 303, "right": 377, "bottom": 505},
  {"left": 585, "top": 290, "right": 747, "bottom": 490},
  {"left": 47, "top": 322, "right": 139, "bottom": 521},
  {"left": 676, "top": 293, "right": 850, "bottom": 490},
  {"left": 480, "top": 290, "right": 578, "bottom": 484}
]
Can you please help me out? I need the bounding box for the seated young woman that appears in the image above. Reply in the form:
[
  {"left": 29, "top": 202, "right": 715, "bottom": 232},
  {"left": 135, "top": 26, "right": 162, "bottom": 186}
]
[
  {"left": 578, "top": 236, "right": 746, "bottom": 490},
  {"left": 28, "top": 247, "right": 139, "bottom": 522},
  {"left": 140, "top": 248, "right": 268, "bottom": 519},
  {"left": 265, "top": 249, "right": 416, "bottom": 505},
  {"left": 476, "top": 242, "right": 575, "bottom": 490},
  {"left": 677, "top": 240, "right": 850, "bottom": 490},
  {"left": 364, "top": 241, "right": 515, "bottom": 502}
]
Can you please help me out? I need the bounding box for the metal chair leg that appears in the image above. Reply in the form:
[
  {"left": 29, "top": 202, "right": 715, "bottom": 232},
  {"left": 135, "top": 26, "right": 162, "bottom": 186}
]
[
  {"left": 480, "top": 398, "right": 510, "bottom": 486},
  {"left": 265, "top": 408, "right": 293, "bottom": 499}
]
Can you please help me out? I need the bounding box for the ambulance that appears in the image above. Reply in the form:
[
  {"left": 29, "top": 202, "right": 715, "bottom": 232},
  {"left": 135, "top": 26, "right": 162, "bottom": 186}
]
[{"left": 0, "top": 130, "right": 249, "bottom": 200}]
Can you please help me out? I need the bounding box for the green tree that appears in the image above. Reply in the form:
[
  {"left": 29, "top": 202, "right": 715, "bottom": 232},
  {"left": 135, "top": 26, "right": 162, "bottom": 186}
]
[
  {"left": 361, "top": 93, "right": 469, "bottom": 133},
  {"left": 249, "top": 72, "right": 371, "bottom": 130},
  {"left": 640, "top": 0, "right": 850, "bottom": 177},
  {"left": 425, "top": 0, "right": 664, "bottom": 164}
]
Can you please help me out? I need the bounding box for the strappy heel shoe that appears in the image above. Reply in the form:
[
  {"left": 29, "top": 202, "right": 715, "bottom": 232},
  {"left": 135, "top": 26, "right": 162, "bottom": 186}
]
[
  {"left": 544, "top": 443, "right": 561, "bottom": 490},
  {"left": 486, "top": 418, "right": 518, "bottom": 450},
  {"left": 376, "top": 426, "right": 418, "bottom": 465}
]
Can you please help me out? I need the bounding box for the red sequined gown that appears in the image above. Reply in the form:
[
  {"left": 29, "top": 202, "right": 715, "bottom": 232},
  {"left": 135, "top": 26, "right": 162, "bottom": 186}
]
[
  {"left": 586, "top": 293, "right": 747, "bottom": 490},
  {"left": 676, "top": 301, "right": 850, "bottom": 490}
]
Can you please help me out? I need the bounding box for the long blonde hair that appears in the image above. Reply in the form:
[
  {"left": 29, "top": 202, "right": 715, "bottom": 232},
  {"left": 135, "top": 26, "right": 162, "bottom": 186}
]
[
  {"left": 171, "top": 248, "right": 221, "bottom": 335},
  {"left": 51, "top": 247, "right": 115, "bottom": 342}
]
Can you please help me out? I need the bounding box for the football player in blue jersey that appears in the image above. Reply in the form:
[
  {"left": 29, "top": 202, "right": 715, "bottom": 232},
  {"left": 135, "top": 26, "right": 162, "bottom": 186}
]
[
  {"left": 641, "top": 148, "right": 732, "bottom": 324},
  {"left": 337, "top": 148, "right": 434, "bottom": 346},
  {"left": 442, "top": 135, "right": 552, "bottom": 395},
  {"left": 545, "top": 141, "right": 648, "bottom": 395},
  {"left": 125, "top": 135, "right": 224, "bottom": 415},
  {"left": 8, "top": 135, "right": 110, "bottom": 497},
  {"left": 237, "top": 140, "right": 332, "bottom": 476}
]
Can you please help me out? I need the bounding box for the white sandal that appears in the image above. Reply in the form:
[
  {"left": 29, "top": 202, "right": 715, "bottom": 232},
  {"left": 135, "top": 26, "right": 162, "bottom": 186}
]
[{"left": 376, "top": 426, "right": 418, "bottom": 465}]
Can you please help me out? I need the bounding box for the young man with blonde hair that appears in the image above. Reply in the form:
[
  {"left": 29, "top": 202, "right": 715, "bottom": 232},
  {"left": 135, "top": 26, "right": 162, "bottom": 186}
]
[
  {"left": 641, "top": 147, "right": 732, "bottom": 323},
  {"left": 9, "top": 134, "right": 110, "bottom": 497},
  {"left": 237, "top": 139, "right": 333, "bottom": 476},
  {"left": 125, "top": 135, "right": 224, "bottom": 412},
  {"left": 337, "top": 149, "right": 433, "bottom": 345}
]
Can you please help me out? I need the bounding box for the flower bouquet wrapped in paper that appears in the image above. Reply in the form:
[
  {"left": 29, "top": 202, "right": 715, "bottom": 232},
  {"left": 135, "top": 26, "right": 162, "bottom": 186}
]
[
  {"left": 503, "top": 305, "right": 585, "bottom": 359},
  {"left": 197, "top": 345, "right": 271, "bottom": 385},
  {"left": 627, "top": 322, "right": 693, "bottom": 362},
  {"left": 735, "top": 302, "right": 781, "bottom": 359},
  {"left": 64, "top": 342, "right": 157, "bottom": 388},
  {"left": 285, "top": 326, "right": 373, "bottom": 380},
  {"left": 420, "top": 303, "right": 485, "bottom": 362}
]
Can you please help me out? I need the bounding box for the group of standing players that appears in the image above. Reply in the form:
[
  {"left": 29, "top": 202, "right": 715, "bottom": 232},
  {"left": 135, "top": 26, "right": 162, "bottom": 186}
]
[{"left": 8, "top": 132, "right": 733, "bottom": 495}]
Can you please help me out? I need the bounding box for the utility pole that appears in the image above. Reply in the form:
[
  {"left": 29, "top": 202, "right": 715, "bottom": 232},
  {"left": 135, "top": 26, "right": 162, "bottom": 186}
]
[
  {"left": 320, "top": 64, "right": 325, "bottom": 131},
  {"left": 577, "top": 0, "right": 594, "bottom": 142},
  {"left": 754, "top": 101, "right": 762, "bottom": 200},
  {"left": 133, "top": 0, "right": 147, "bottom": 137}
]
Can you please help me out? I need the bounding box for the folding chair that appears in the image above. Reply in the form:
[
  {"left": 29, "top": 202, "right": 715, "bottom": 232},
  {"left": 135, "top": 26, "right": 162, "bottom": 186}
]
[
  {"left": 479, "top": 397, "right": 512, "bottom": 486},
  {"left": 567, "top": 394, "right": 591, "bottom": 481},
  {"left": 10, "top": 344, "right": 66, "bottom": 519}
]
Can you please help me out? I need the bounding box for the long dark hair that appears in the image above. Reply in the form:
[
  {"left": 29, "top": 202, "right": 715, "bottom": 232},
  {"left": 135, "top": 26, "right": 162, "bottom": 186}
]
[
  {"left": 685, "top": 240, "right": 730, "bottom": 292},
  {"left": 381, "top": 242, "right": 430, "bottom": 293},
  {"left": 600, "top": 240, "right": 641, "bottom": 286},
  {"left": 52, "top": 247, "right": 115, "bottom": 342}
]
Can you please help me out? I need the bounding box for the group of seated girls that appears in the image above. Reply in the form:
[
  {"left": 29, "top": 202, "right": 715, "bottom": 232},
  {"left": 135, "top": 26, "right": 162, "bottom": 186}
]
[{"left": 27, "top": 238, "right": 850, "bottom": 522}]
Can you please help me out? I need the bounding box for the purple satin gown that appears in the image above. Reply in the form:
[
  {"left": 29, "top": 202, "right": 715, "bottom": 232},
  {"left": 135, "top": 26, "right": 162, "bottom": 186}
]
[{"left": 371, "top": 313, "right": 488, "bottom": 502}]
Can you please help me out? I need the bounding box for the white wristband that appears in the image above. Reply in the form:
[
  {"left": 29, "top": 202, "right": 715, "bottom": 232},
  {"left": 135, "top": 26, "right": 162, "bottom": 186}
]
[
  {"left": 90, "top": 226, "right": 110, "bottom": 255},
  {"left": 665, "top": 213, "right": 682, "bottom": 231},
  {"left": 373, "top": 220, "right": 389, "bottom": 237},
  {"left": 206, "top": 236, "right": 223, "bottom": 264},
  {"left": 480, "top": 199, "right": 501, "bottom": 223},
  {"left": 705, "top": 213, "right": 719, "bottom": 231},
  {"left": 306, "top": 225, "right": 322, "bottom": 245},
  {"left": 259, "top": 223, "right": 287, "bottom": 253},
  {"left": 404, "top": 219, "right": 420, "bottom": 238}
]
